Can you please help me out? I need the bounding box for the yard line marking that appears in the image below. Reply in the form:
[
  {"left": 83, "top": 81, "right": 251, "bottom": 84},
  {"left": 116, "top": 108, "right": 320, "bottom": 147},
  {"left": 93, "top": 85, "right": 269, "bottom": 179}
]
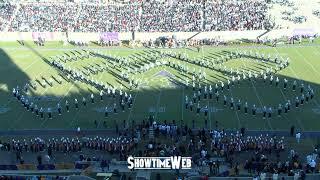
[
  {"left": 154, "top": 85, "right": 163, "bottom": 121},
  {"left": 22, "top": 58, "right": 39, "bottom": 72},
  {"left": 69, "top": 60, "right": 107, "bottom": 128},
  {"left": 275, "top": 48, "right": 320, "bottom": 107},
  {"left": 0, "top": 84, "right": 6, "bottom": 90},
  {"left": 274, "top": 47, "right": 315, "bottom": 131},
  {"left": 294, "top": 48, "right": 320, "bottom": 107},
  {"left": 3, "top": 57, "right": 50, "bottom": 107},
  {"left": 8, "top": 55, "right": 67, "bottom": 129},
  {"left": 228, "top": 85, "right": 241, "bottom": 129},
  {"left": 294, "top": 48, "right": 320, "bottom": 79},
  {"left": 207, "top": 98, "right": 211, "bottom": 130},
  {"left": 10, "top": 82, "right": 54, "bottom": 129},
  {"left": 35, "top": 52, "right": 95, "bottom": 128},
  {"left": 296, "top": 117, "right": 306, "bottom": 132},
  {"left": 127, "top": 89, "right": 139, "bottom": 127},
  {"left": 279, "top": 85, "right": 305, "bottom": 131},
  {"left": 181, "top": 86, "right": 184, "bottom": 122},
  {"left": 39, "top": 83, "right": 75, "bottom": 128},
  {"left": 241, "top": 58, "right": 273, "bottom": 130},
  {"left": 24, "top": 68, "right": 75, "bottom": 129}
]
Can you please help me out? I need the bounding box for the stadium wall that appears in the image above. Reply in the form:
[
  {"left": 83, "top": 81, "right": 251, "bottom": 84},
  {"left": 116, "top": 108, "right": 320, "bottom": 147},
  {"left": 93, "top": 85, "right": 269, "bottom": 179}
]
[{"left": 0, "top": 29, "right": 318, "bottom": 42}]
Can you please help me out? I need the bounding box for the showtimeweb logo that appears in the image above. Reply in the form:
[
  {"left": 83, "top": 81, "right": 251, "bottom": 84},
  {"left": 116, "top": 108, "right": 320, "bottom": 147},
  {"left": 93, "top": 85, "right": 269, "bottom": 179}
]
[{"left": 127, "top": 156, "right": 192, "bottom": 170}]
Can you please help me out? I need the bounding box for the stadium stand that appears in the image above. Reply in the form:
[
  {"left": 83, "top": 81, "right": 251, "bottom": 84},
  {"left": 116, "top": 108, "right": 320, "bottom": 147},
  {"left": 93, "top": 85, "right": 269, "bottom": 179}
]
[{"left": 0, "top": 0, "right": 274, "bottom": 32}]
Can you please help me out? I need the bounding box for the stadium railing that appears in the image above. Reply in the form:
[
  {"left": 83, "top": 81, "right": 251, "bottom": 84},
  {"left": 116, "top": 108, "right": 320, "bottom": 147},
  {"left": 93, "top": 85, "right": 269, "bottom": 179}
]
[{"left": 0, "top": 29, "right": 316, "bottom": 42}]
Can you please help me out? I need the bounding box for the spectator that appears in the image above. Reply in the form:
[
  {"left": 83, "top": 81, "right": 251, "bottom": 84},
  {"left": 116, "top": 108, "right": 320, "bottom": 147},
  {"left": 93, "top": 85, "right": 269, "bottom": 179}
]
[
  {"left": 5, "top": 0, "right": 274, "bottom": 32},
  {"left": 296, "top": 132, "right": 301, "bottom": 143}
]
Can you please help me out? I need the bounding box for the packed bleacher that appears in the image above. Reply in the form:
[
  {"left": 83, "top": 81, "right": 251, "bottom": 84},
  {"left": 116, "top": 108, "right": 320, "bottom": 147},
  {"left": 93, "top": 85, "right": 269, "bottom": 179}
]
[
  {"left": 0, "top": 121, "right": 319, "bottom": 178},
  {"left": 0, "top": 3, "right": 16, "bottom": 31},
  {"left": 74, "top": 4, "right": 139, "bottom": 32},
  {"left": 204, "top": 0, "right": 273, "bottom": 31},
  {"left": 10, "top": 3, "right": 79, "bottom": 32},
  {"left": 0, "top": 0, "right": 274, "bottom": 32},
  {"left": 139, "top": 0, "right": 203, "bottom": 32}
]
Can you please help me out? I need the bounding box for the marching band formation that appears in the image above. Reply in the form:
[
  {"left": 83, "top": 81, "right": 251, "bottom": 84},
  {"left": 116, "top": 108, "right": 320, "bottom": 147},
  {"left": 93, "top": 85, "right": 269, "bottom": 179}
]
[{"left": 11, "top": 49, "right": 315, "bottom": 122}]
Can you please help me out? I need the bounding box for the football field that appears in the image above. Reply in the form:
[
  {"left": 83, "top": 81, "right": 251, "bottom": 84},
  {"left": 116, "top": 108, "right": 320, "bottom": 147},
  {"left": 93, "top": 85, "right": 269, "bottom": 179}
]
[{"left": 0, "top": 41, "right": 320, "bottom": 131}]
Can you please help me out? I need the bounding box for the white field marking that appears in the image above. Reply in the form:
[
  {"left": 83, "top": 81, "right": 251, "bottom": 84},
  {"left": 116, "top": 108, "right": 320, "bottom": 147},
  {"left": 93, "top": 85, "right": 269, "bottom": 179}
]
[
  {"left": 8, "top": 55, "right": 69, "bottom": 129},
  {"left": 39, "top": 82, "right": 71, "bottom": 128},
  {"left": 279, "top": 84, "right": 305, "bottom": 131},
  {"left": 39, "top": 53, "right": 98, "bottom": 128},
  {"left": 0, "top": 84, "right": 8, "bottom": 92},
  {"left": 154, "top": 84, "right": 163, "bottom": 121},
  {"left": 69, "top": 60, "right": 107, "bottom": 127},
  {"left": 9, "top": 85, "right": 51, "bottom": 129},
  {"left": 241, "top": 58, "right": 273, "bottom": 130},
  {"left": 294, "top": 48, "right": 320, "bottom": 78},
  {"left": 12, "top": 54, "right": 32, "bottom": 58},
  {"left": 312, "top": 48, "right": 320, "bottom": 56},
  {"left": 228, "top": 84, "right": 241, "bottom": 129},
  {"left": 38, "top": 74, "right": 78, "bottom": 128},
  {"left": 53, "top": 53, "right": 94, "bottom": 104},
  {"left": 20, "top": 57, "right": 37, "bottom": 71},
  {"left": 294, "top": 48, "right": 320, "bottom": 107},
  {"left": 3, "top": 56, "right": 47, "bottom": 107},
  {"left": 28, "top": 69, "right": 77, "bottom": 129},
  {"left": 275, "top": 48, "right": 320, "bottom": 107},
  {"left": 313, "top": 51, "right": 320, "bottom": 55},
  {"left": 207, "top": 98, "right": 211, "bottom": 129},
  {"left": 274, "top": 47, "right": 316, "bottom": 130},
  {"left": 181, "top": 86, "right": 184, "bottom": 122},
  {"left": 127, "top": 89, "right": 139, "bottom": 126}
]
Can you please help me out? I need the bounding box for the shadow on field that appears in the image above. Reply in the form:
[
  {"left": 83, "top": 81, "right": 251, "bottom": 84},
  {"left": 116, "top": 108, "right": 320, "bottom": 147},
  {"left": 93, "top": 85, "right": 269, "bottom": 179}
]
[{"left": 0, "top": 49, "right": 31, "bottom": 93}]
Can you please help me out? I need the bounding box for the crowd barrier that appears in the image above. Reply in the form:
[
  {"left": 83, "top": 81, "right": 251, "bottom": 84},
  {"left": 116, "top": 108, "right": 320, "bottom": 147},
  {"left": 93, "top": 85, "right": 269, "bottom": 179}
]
[
  {"left": 1, "top": 28, "right": 318, "bottom": 43},
  {"left": 0, "top": 162, "right": 81, "bottom": 171}
]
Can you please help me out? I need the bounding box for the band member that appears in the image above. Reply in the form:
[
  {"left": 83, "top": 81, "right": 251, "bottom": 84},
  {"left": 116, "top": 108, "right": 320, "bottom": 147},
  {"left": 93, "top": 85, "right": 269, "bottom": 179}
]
[
  {"left": 82, "top": 97, "right": 86, "bottom": 106},
  {"left": 196, "top": 103, "right": 200, "bottom": 115},
  {"left": 237, "top": 99, "right": 241, "bottom": 111},
  {"left": 278, "top": 104, "right": 282, "bottom": 116},
  {"left": 40, "top": 107, "right": 44, "bottom": 119},
  {"left": 293, "top": 80, "right": 296, "bottom": 91},
  {"left": 204, "top": 106, "right": 208, "bottom": 116},
  {"left": 57, "top": 103, "right": 61, "bottom": 115},
  {"left": 113, "top": 103, "right": 117, "bottom": 114},
  {"left": 284, "top": 79, "right": 288, "bottom": 89},
  {"left": 66, "top": 100, "right": 69, "bottom": 112},
  {"left": 75, "top": 98, "right": 79, "bottom": 109},
  {"left": 48, "top": 108, "right": 52, "bottom": 119},
  {"left": 215, "top": 91, "right": 219, "bottom": 102},
  {"left": 100, "top": 90, "right": 104, "bottom": 101},
  {"left": 268, "top": 107, "right": 272, "bottom": 118},
  {"left": 91, "top": 93, "right": 94, "bottom": 103}
]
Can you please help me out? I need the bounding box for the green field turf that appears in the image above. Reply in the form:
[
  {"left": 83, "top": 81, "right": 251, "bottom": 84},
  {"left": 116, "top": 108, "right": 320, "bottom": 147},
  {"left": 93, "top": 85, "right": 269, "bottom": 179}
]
[{"left": 0, "top": 41, "right": 320, "bottom": 131}]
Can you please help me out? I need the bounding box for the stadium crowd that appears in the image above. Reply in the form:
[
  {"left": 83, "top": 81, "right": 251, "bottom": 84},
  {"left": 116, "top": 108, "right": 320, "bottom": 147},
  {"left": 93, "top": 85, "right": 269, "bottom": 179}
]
[
  {"left": 204, "top": 0, "right": 273, "bottom": 31},
  {"left": 0, "top": 136, "right": 134, "bottom": 162},
  {"left": 0, "top": 122, "right": 319, "bottom": 178},
  {"left": 0, "top": 0, "right": 274, "bottom": 32},
  {"left": 0, "top": 3, "right": 15, "bottom": 31}
]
